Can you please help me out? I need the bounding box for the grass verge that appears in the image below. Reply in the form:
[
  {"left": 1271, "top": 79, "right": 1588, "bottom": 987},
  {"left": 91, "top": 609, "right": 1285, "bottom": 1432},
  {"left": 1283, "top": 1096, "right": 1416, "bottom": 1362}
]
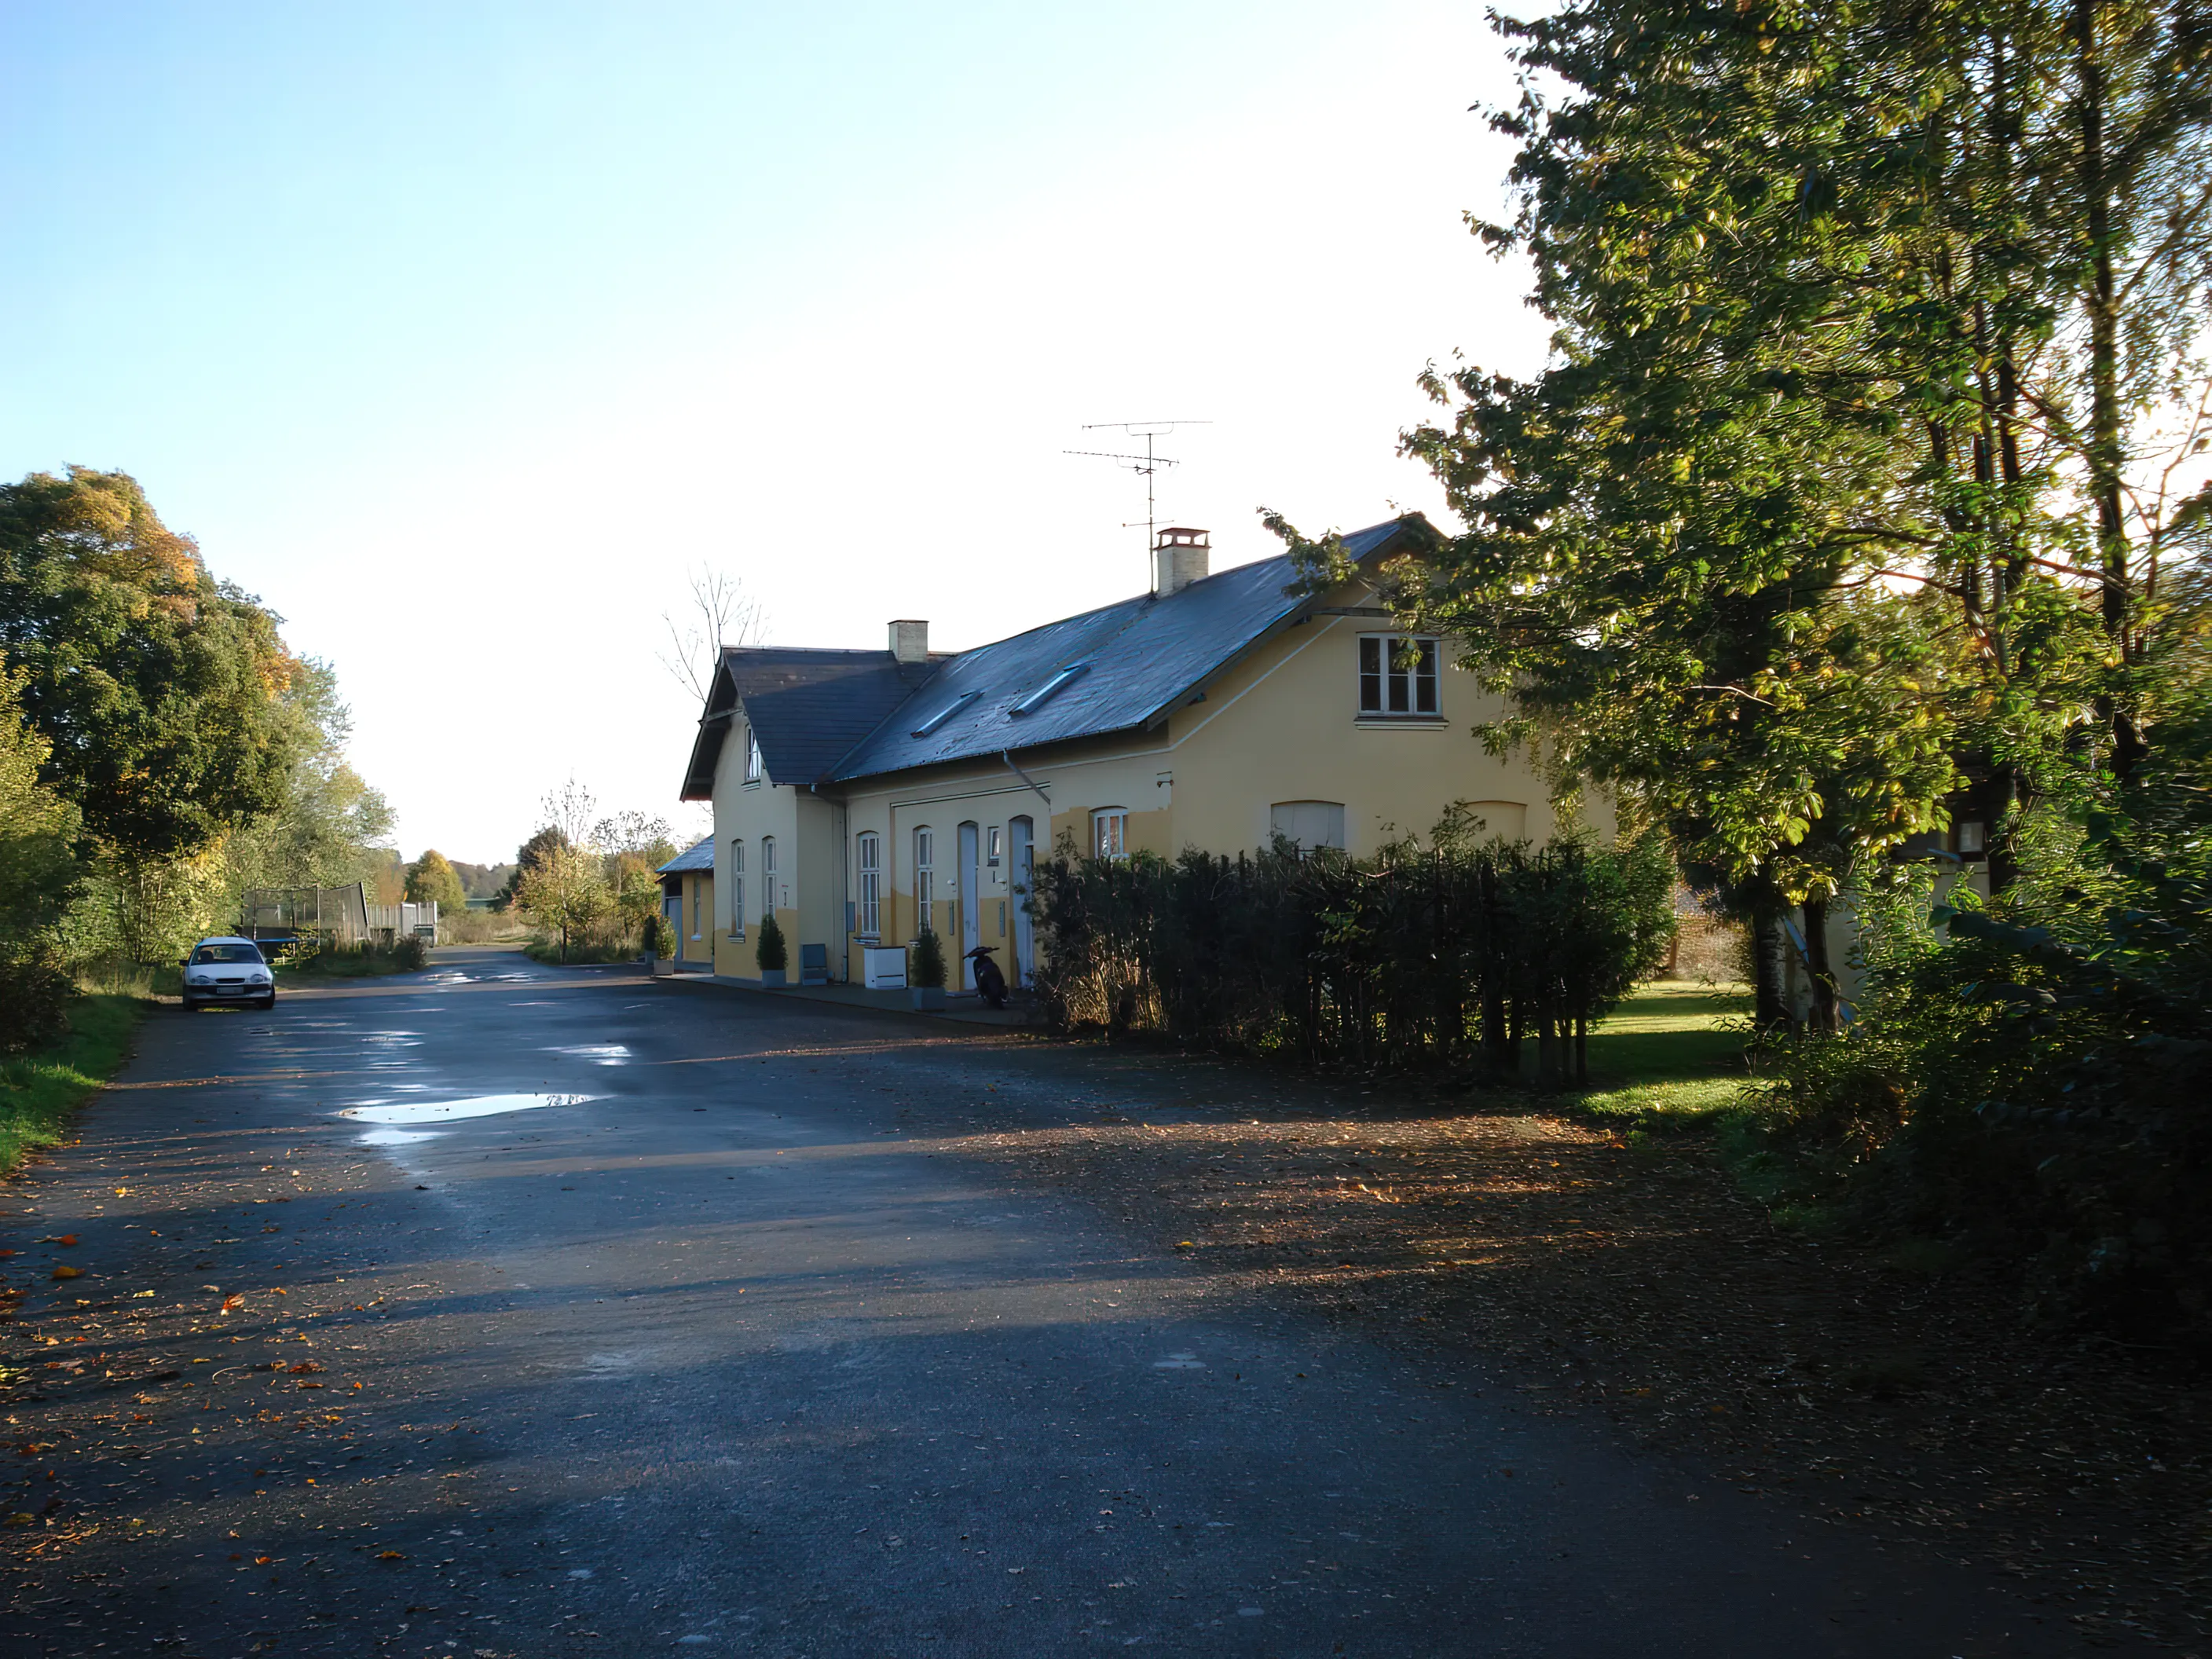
[
  {"left": 1569, "top": 981, "right": 1758, "bottom": 1129},
  {"left": 0, "top": 994, "right": 145, "bottom": 1177},
  {"left": 522, "top": 939, "right": 643, "bottom": 966},
  {"left": 275, "top": 942, "right": 427, "bottom": 981}
]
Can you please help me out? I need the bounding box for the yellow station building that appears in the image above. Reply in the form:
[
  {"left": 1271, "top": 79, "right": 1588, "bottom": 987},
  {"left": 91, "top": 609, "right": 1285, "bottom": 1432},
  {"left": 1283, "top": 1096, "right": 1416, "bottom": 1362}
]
[{"left": 672, "top": 518, "right": 1591, "bottom": 991}]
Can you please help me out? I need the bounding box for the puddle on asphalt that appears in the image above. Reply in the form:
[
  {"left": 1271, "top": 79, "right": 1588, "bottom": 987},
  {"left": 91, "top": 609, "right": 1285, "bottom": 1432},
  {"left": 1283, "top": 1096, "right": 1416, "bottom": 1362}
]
[
  {"left": 339, "top": 1092, "right": 599, "bottom": 1127},
  {"left": 548, "top": 1044, "right": 632, "bottom": 1066}
]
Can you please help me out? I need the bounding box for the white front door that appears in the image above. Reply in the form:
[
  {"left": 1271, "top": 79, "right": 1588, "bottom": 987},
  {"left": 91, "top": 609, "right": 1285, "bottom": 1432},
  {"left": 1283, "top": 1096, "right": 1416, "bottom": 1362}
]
[
  {"left": 1008, "top": 815, "right": 1034, "bottom": 987},
  {"left": 958, "top": 822, "right": 981, "bottom": 989}
]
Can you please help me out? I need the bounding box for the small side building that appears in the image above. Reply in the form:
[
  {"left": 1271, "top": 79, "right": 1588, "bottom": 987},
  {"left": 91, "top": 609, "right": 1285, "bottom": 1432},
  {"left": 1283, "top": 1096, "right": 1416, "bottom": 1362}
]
[{"left": 654, "top": 837, "right": 716, "bottom": 969}]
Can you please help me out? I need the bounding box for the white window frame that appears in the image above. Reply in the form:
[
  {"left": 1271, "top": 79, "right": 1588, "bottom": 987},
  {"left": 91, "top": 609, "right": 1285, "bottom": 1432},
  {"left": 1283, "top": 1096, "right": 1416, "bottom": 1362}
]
[
  {"left": 1270, "top": 800, "right": 1347, "bottom": 856},
  {"left": 760, "top": 836, "right": 777, "bottom": 921},
  {"left": 1092, "top": 808, "right": 1129, "bottom": 861},
  {"left": 1357, "top": 634, "right": 1441, "bottom": 718},
  {"left": 743, "top": 726, "right": 764, "bottom": 786},
  {"left": 913, "top": 826, "right": 934, "bottom": 934},
  {"left": 728, "top": 840, "right": 746, "bottom": 938},
  {"left": 856, "top": 833, "right": 881, "bottom": 939},
  {"left": 690, "top": 877, "right": 702, "bottom": 940}
]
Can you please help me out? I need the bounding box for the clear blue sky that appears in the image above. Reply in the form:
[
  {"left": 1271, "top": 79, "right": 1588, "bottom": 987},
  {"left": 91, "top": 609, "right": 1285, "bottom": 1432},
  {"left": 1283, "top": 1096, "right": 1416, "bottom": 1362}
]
[{"left": 1, "top": 2, "right": 1542, "bottom": 862}]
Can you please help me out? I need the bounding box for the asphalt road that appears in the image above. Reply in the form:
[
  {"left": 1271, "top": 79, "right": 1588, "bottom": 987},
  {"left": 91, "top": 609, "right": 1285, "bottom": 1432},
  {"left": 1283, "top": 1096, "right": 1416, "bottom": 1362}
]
[{"left": 2, "top": 947, "right": 2117, "bottom": 1657}]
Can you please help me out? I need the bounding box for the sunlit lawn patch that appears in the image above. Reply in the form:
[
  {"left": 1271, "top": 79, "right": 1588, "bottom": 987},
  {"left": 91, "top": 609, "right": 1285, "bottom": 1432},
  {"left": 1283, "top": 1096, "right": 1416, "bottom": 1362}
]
[{"left": 1573, "top": 981, "right": 1753, "bottom": 1126}]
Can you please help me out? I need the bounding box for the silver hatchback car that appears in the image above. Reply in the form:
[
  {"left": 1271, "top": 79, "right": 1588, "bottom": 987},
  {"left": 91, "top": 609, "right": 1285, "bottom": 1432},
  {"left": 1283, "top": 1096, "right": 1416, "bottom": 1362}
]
[{"left": 181, "top": 936, "right": 276, "bottom": 1011}]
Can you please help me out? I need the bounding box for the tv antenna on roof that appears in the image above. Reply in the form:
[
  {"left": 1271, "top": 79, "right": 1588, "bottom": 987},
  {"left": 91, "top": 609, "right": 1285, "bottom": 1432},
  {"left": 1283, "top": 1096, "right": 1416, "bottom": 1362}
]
[{"left": 1064, "top": 420, "right": 1211, "bottom": 566}]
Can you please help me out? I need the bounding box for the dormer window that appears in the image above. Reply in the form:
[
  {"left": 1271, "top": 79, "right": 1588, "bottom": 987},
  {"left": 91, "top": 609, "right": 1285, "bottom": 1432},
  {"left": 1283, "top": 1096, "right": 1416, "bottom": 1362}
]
[
  {"left": 1011, "top": 663, "right": 1089, "bottom": 717},
  {"left": 911, "top": 690, "right": 980, "bottom": 738}
]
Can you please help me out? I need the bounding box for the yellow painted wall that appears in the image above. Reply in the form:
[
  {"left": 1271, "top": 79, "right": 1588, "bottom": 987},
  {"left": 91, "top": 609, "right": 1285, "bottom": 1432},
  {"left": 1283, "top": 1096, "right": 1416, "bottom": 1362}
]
[{"left": 698, "top": 571, "right": 1591, "bottom": 985}]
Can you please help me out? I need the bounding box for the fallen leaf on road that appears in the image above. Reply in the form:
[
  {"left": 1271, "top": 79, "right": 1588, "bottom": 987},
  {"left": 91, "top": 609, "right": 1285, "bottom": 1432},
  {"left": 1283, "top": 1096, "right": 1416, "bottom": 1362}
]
[
  {"left": 287, "top": 1361, "right": 324, "bottom": 1375},
  {"left": 52, "top": 1265, "right": 82, "bottom": 1280},
  {"left": 4, "top": 1513, "right": 33, "bottom": 1528},
  {"left": 376, "top": 1549, "right": 405, "bottom": 1560},
  {"left": 39, "top": 1236, "right": 78, "bottom": 1246},
  {"left": 222, "top": 1295, "right": 245, "bottom": 1312}
]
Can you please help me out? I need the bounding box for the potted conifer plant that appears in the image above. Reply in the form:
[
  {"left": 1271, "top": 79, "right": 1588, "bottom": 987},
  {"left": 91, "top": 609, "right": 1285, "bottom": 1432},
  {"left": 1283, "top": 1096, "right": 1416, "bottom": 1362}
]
[
  {"left": 643, "top": 913, "right": 677, "bottom": 977},
  {"left": 909, "top": 927, "right": 947, "bottom": 1010},
  {"left": 755, "top": 912, "right": 789, "bottom": 987}
]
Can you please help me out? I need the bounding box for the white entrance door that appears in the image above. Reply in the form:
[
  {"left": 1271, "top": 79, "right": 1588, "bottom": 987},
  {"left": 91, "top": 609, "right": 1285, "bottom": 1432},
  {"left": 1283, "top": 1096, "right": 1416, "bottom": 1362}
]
[
  {"left": 958, "top": 822, "right": 981, "bottom": 989},
  {"left": 1008, "top": 815, "right": 1034, "bottom": 987}
]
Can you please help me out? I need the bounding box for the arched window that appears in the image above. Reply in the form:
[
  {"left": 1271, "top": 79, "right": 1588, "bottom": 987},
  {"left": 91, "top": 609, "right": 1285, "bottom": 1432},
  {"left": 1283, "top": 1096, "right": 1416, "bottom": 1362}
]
[
  {"left": 855, "top": 833, "right": 881, "bottom": 939},
  {"left": 761, "top": 837, "right": 778, "bottom": 921},
  {"left": 913, "top": 826, "right": 934, "bottom": 936},
  {"left": 728, "top": 839, "right": 745, "bottom": 939}
]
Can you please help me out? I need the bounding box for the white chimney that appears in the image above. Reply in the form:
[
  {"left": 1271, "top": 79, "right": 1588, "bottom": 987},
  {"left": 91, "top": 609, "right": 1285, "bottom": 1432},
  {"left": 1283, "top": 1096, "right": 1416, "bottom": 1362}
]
[
  {"left": 888, "top": 619, "right": 929, "bottom": 664},
  {"left": 1152, "top": 527, "right": 1210, "bottom": 598}
]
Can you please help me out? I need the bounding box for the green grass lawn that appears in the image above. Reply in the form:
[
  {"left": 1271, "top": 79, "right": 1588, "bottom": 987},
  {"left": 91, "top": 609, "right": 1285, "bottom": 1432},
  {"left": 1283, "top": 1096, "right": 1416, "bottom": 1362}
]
[
  {"left": 275, "top": 941, "right": 426, "bottom": 980},
  {"left": 0, "top": 994, "right": 145, "bottom": 1177},
  {"left": 1573, "top": 980, "right": 1756, "bottom": 1126}
]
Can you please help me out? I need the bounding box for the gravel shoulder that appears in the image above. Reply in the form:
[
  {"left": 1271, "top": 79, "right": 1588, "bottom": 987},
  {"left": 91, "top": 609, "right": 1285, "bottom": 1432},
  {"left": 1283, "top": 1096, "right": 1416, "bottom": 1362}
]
[{"left": 910, "top": 1041, "right": 2212, "bottom": 1651}]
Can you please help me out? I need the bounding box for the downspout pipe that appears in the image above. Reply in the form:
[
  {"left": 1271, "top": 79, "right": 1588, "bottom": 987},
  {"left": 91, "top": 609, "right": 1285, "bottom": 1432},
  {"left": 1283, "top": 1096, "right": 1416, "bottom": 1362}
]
[{"left": 1000, "top": 751, "right": 1051, "bottom": 806}]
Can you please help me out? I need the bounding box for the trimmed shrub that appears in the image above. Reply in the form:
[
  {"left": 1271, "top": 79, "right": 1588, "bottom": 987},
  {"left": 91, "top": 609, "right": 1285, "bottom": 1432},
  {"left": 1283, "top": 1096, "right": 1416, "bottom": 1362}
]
[
  {"left": 643, "top": 912, "right": 677, "bottom": 959},
  {"left": 754, "top": 912, "right": 788, "bottom": 973},
  {"left": 1029, "top": 823, "right": 1673, "bottom": 1079},
  {"left": 910, "top": 927, "right": 947, "bottom": 989}
]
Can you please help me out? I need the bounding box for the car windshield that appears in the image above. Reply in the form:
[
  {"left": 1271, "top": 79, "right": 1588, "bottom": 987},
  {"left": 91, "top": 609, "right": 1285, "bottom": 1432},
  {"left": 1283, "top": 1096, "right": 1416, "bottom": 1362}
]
[{"left": 192, "top": 944, "right": 263, "bottom": 965}]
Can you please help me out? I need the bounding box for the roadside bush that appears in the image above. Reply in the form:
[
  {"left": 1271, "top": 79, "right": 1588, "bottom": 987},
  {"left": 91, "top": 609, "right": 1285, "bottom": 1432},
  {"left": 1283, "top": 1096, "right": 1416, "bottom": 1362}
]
[
  {"left": 1762, "top": 738, "right": 2212, "bottom": 1353},
  {"left": 643, "top": 912, "right": 676, "bottom": 960},
  {"left": 754, "top": 912, "right": 788, "bottom": 973},
  {"left": 1030, "top": 819, "right": 1674, "bottom": 1078}
]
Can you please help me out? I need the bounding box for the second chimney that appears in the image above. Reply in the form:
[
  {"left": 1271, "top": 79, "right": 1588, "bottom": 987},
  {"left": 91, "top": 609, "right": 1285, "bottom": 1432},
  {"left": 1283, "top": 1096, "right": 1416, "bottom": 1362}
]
[
  {"left": 889, "top": 618, "right": 929, "bottom": 664},
  {"left": 1152, "top": 526, "right": 1210, "bottom": 599}
]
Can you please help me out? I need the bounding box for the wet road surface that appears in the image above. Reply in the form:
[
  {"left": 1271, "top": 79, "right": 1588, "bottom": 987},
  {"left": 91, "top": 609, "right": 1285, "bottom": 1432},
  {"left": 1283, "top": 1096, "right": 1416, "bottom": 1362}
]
[{"left": 1, "top": 947, "right": 2119, "bottom": 1657}]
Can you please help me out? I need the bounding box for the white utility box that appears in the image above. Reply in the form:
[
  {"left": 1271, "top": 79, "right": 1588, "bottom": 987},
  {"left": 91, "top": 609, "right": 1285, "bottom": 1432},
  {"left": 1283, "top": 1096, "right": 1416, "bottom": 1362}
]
[{"left": 861, "top": 946, "right": 908, "bottom": 990}]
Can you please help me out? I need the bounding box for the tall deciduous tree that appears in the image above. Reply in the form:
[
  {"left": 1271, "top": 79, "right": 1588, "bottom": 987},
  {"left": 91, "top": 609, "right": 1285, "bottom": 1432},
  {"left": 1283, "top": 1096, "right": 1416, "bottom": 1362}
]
[
  {"left": 0, "top": 468, "right": 303, "bottom": 862},
  {"left": 1376, "top": 0, "right": 2212, "bottom": 1022},
  {"left": 405, "top": 849, "right": 468, "bottom": 916}
]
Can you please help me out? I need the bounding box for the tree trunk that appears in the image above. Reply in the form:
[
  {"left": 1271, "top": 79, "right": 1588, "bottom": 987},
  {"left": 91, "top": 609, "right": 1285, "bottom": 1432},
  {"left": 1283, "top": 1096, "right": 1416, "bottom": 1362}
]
[
  {"left": 1752, "top": 910, "right": 1790, "bottom": 1032},
  {"left": 1802, "top": 899, "right": 1841, "bottom": 1035},
  {"left": 1536, "top": 1013, "right": 1562, "bottom": 1090},
  {"left": 1573, "top": 1012, "right": 1588, "bottom": 1086}
]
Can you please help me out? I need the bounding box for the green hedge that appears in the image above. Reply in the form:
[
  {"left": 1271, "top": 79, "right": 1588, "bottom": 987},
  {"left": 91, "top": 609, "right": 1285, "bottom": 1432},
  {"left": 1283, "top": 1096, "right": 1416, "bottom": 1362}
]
[{"left": 1030, "top": 825, "right": 1674, "bottom": 1079}]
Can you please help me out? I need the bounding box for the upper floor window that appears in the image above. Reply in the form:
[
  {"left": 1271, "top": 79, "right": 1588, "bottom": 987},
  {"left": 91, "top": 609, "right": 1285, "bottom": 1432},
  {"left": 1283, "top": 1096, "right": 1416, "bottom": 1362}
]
[
  {"left": 743, "top": 727, "right": 764, "bottom": 785},
  {"left": 1358, "top": 635, "right": 1439, "bottom": 717},
  {"left": 913, "top": 826, "right": 934, "bottom": 928},
  {"left": 856, "top": 832, "right": 881, "bottom": 939},
  {"left": 728, "top": 839, "right": 745, "bottom": 938},
  {"left": 1092, "top": 808, "right": 1128, "bottom": 861},
  {"left": 760, "top": 837, "right": 778, "bottom": 919}
]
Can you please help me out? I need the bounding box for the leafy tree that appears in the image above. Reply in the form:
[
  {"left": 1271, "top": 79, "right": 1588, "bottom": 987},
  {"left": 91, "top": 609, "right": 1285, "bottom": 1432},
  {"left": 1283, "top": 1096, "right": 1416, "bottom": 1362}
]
[
  {"left": 0, "top": 660, "right": 82, "bottom": 1049},
  {"left": 218, "top": 658, "right": 395, "bottom": 893},
  {"left": 405, "top": 848, "right": 468, "bottom": 915},
  {"left": 512, "top": 841, "right": 610, "bottom": 963},
  {"left": 1369, "top": 0, "right": 2212, "bottom": 1027},
  {"left": 0, "top": 468, "right": 302, "bottom": 862},
  {"left": 498, "top": 826, "right": 571, "bottom": 910}
]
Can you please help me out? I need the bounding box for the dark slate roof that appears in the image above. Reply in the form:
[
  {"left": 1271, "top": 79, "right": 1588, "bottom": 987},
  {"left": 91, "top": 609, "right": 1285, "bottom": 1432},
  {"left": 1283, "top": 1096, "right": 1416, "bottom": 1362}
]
[
  {"left": 826, "top": 518, "right": 1420, "bottom": 782},
  {"left": 678, "top": 515, "right": 1426, "bottom": 796},
  {"left": 679, "top": 648, "right": 939, "bottom": 799},
  {"left": 656, "top": 836, "right": 714, "bottom": 875}
]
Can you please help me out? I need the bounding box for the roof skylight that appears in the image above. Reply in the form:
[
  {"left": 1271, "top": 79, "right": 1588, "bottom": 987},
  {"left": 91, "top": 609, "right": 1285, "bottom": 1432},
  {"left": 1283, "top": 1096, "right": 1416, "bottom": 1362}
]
[
  {"left": 1009, "top": 662, "right": 1090, "bottom": 717},
  {"left": 910, "top": 690, "right": 981, "bottom": 738}
]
